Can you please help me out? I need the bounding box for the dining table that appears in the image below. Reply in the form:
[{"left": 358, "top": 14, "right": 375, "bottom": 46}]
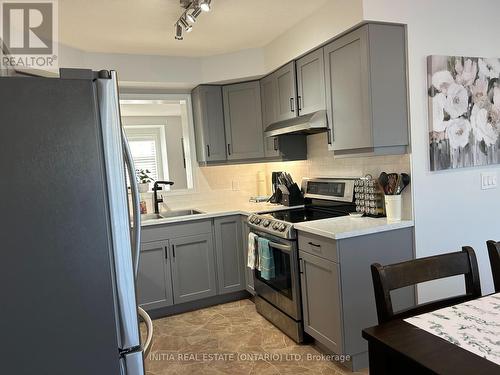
[{"left": 362, "top": 293, "right": 500, "bottom": 374}]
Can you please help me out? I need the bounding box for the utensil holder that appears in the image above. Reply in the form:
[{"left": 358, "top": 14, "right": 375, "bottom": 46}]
[{"left": 384, "top": 195, "right": 402, "bottom": 222}]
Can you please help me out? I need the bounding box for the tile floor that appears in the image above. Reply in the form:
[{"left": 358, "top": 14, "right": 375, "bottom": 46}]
[{"left": 141, "top": 299, "right": 369, "bottom": 374}]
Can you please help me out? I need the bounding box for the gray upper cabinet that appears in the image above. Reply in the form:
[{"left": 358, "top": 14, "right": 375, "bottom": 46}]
[
  {"left": 192, "top": 85, "right": 227, "bottom": 163},
  {"left": 324, "top": 24, "right": 408, "bottom": 154},
  {"left": 299, "top": 250, "right": 343, "bottom": 355},
  {"left": 170, "top": 233, "right": 217, "bottom": 304},
  {"left": 214, "top": 216, "right": 245, "bottom": 294},
  {"left": 137, "top": 240, "right": 173, "bottom": 310},
  {"left": 222, "top": 81, "right": 265, "bottom": 160},
  {"left": 260, "top": 74, "right": 280, "bottom": 158},
  {"left": 296, "top": 48, "right": 326, "bottom": 116},
  {"left": 275, "top": 62, "right": 297, "bottom": 122}
]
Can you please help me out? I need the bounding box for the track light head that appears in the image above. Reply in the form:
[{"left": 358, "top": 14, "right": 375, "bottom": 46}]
[
  {"left": 174, "top": 22, "right": 183, "bottom": 40},
  {"left": 200, "top": 0, "right": 211, "bottom": 12},
  {"left": 179, "top": 16, "right": 193, "bottom": 32},
  {"left": 186, "top": 7, "right": 202, "bottom": 23}
]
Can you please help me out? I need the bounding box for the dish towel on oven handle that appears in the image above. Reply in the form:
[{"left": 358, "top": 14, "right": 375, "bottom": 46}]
[
  {"left": 247, "top": 232, "right": 258, "bottom": 270},
  {"left": 258, "top": 237, "right": 275, "bottom": 281}
]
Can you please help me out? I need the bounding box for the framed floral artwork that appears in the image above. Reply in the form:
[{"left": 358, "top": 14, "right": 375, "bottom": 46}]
[{"left": 428, "top": 55, "right": 500, "bottom": 171}]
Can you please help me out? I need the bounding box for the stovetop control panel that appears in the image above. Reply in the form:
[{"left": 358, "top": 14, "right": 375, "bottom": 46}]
[{"left": 247, "top": 214, "right": 295, "bottom": 239}]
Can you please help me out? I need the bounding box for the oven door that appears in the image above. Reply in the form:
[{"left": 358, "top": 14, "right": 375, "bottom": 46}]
[{"left": 252, "top": 234, "right": 302, "bottom": 321}]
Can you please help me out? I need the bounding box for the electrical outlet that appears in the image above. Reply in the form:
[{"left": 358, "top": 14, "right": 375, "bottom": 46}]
[{"left": 481, "top": 172, "right": 497, "bottom": 190}]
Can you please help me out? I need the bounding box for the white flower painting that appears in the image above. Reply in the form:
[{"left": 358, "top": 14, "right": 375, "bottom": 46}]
[{"left": 428, "top": 55, "right": 500, "bottom": 171}]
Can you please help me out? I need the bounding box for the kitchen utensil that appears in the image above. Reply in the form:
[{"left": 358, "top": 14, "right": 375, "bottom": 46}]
[
  {"left": 400, "top": 173, "right": 411, "bottom": 193},
  {"left": 387, "top": 173, "right": 399, "bottom": 195},
  {"left": 378, "top": 172, "right": 389, "bottom": 194}
]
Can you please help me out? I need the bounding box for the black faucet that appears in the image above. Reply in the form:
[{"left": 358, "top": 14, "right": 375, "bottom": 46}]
[{"left": 152, "top": 181, "right": 174, "bottom": 214}]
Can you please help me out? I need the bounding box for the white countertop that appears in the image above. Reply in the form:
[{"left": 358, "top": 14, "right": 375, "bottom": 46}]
[
  {"left": 141, "top": 201, "right": 300, "bottom": 227},
  {"left": 293, "top": 216, "right": 414, "bottom": 239}
]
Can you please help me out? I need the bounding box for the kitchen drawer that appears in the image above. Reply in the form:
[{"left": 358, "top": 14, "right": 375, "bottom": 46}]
[
  {"left": 141, "top": 220, "right": 212, "bottom": 243},
  {"left": 298, "top": 231, "right": 338, "bottom": 262}
]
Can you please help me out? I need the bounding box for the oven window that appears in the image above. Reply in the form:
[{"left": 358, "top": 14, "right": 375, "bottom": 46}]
[{"left": 256, "top": 245, "right": 292, "bottom": 299}]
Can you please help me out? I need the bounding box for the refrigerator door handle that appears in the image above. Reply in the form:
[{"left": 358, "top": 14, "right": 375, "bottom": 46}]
[{"left": 122, "top": 128, "right": 141, "bottom": 279}]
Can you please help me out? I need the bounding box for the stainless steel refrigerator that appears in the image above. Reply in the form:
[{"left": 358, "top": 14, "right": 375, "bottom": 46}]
[{"left": 0, "top": 69, "right": 149, "bottom": 374}]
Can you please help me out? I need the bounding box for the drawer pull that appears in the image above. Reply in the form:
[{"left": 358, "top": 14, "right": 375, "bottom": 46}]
[{"left": 308, "top": 242, "right": 321, "bottom": 248}]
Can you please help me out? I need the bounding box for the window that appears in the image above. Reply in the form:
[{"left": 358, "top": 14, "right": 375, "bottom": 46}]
[
  {"left": 124, "top": 126, "right": 167, "bottom": 185},
  {"left": 129, "top": 138, "right": 160, "bottom": 181}
]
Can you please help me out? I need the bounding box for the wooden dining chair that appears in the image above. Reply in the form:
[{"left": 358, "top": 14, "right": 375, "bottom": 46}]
[
  {"left": 486, "top": 240, "right": 500, "bottom": 293},
  {"left": 371, "top": 246, "right": 482, "bottom": 324}
]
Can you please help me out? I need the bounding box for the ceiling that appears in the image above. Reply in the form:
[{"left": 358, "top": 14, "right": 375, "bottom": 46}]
[{"left": 59, "top": 0, "right": 330, "bottom": 57}]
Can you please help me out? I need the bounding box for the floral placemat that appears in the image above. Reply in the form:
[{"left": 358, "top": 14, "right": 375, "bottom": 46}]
[{"left": 405, "top": 293, "right": 500, "bottom": 365}]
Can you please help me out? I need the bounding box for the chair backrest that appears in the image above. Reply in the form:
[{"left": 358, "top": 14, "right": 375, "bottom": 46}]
[
  {"left": 486, "top": 240, "right": 500, "bottom": 293},
  {"left": 371, "top": 246, "right": 482, "bottom": 324}
]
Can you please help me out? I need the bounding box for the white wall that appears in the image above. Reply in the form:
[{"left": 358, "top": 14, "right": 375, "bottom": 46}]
[{"left": 363, "top": 0, "right": 500, "bottom": 300}]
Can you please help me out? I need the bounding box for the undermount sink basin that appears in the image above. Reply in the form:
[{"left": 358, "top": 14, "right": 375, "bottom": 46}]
[{"left": 141, "top": 209, "right": 204, "bottom": 221}]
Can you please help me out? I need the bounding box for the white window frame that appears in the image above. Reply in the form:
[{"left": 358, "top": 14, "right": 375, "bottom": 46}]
[{"left": 120, "top": 93, "right": 197, "bottom": 195}]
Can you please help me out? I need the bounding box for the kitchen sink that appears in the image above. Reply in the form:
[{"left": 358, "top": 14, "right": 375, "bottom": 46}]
[
  {"left": 141, "top": 209, "right": 204, "bottom": 221},
  {"left": 160, "top": 209, "right": 204, "bottom": 218}
]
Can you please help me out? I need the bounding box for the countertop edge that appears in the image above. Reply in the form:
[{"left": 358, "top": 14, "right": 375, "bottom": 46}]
[
  {"left": 294, "top": 220, "right": 415, "bottom": 240},
  {"left": 140, "top": 205, "right": 304, "bottom": 227}
]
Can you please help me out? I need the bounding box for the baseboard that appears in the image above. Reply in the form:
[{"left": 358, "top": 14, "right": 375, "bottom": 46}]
[{"left": 145, "top": 290, "right": 251, "bottom": 319}]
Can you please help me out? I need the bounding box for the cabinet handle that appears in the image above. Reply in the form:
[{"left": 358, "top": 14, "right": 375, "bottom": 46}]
[
  {"left": 290, "top": 98, "right": 295, "bottom": 112},
  {"left": 206, "top": 144, "right": 210, "bottom": 157},
  {"left": 298, "top": 96, "right": 302, "bottom": 111},
  {"left": 227, "top": 143, "right": 231, "bottom": 155},
  {"left": 308, "top": 241, "right": 321, "bottom": 248},
  {"left": 273, "top": 137, "right": 279, "bottom": 151},
  {"left": 164, "top": 246, "right": 168, "bottom": 259},
  {"left": 327, "top": 128, "right": 333, "bottom": 145},
  {"left": 172, "top": 244, "right": 176, "bottom": 258},
  {"left": 299, "top": 258, "right": 304, "bottom": 274}
]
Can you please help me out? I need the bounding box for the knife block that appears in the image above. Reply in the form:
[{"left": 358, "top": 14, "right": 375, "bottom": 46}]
[{"left": 278, "top": 183, "right": 304, "bottom": 206}]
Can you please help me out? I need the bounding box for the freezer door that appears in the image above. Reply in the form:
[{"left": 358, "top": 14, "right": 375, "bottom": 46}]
[{"left": 96, "top": 73, "right": 142, "bottom": 353}]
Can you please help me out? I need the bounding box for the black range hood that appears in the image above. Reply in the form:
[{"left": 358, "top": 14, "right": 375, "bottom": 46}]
[{"left": 264, "top": 110, "right": 328, "bottom": 137}]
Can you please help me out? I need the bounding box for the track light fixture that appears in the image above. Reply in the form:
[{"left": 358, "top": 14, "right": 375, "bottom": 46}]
[
  {"left": 200, "top": 0, "right": 211, "bottom": 12},
  {"left": 174, "top": 0, "right": 213, "bottom": 40}
]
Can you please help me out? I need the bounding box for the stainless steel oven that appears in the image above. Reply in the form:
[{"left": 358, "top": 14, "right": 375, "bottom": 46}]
[
  {"left": 247, "top": 224, "right": 304, "bottom": 343},
  {"left": 246, "top": 177, "right": 358, "bottom": 344}
]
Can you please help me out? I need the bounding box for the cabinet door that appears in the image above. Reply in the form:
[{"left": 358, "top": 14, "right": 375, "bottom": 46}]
[
  {"left": 192, "top": 85, "right": 227, "bottom": 162},
  {"left": 275, "top": 62, "right": 297, "bottom": 122},
  {"left": 222, "top": 81, "right": 265, "bottom": 160},
  {"left": 260, "top": 74, "right": 280, "bottom": 158},
  {"left": 241, "top": 218, "right": 255, "bottom": 294},
  {"left": 137, "top": 240, "right": 173, "bottom": 310},
  {"left": 296, "top": 48, "right": 326, "bottom": 116},
  {"left": 170, "top": 234, "right": 217, "bottom": 304},
  {"left": 214, "top": 216, "right": 245, "bottom": 294},
  {"left": 299, "top": 251, "right": 343, "bottom": 354},
  {"left": 324, "top": 25, "right": 372, "bottom": 151}
]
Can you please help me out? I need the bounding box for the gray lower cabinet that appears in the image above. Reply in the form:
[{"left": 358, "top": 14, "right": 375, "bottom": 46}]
[
  {"left": 241, "top": 216, "right": 255, "bottom": 295},
  {"left": 222, "top": 81, "right": 265, "bottom": 160},
  {"left": 299, "top": 251, "right": 343, "bottom": 354},
  {"left": 296, "top": 48, "right": 326, "bottom": 116},
  {"left": 192, "top": 85, "right": 227, "bottom": 163},
  {"left": 298, "top": 227, "right": 415, "bottom": 371},
  {"left": 137, "top": 240, "right": 174, "bottom": 310},
  {"left": 323, "top": 23, "right": 408, "bottom": 155},
  {"left": 214, "top": 216, "right": 245, "bottom": 294},
  {"left": 170, "top": 233, "right": 217, "bottom": 304}
]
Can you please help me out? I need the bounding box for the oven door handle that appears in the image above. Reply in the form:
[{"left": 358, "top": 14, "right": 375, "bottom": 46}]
[{"left": 268, "top": 241, "right": 292, "bottom": 252}]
